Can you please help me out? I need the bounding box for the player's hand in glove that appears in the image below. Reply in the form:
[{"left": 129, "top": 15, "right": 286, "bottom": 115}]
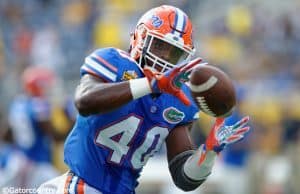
[
  {"left": 182, "top": 116, "right": 250, "bottom": 181},
  {"left": 198, "top": 116, "right": 250, "bottom": 165},
  {"left": 144, "top": 57, "right": 202, "bottom": 106},
  {"left": 206, "top": 116, "right": 250, "bottom": 152},
  {"left": 183, "top": 116, "right": 250, "bottom": 181}
]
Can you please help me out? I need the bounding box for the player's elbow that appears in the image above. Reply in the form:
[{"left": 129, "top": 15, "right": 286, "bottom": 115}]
[
  {"left": 75, "top": 87, "right": 101, "bottom": 117},
  {"left": 75, "top": 91, "right": 113, "bottom": 116},
  {"left": 74, "top": 83, "right": 101, "bottom": 116},
  {"left": 75, "top": 96, "right": 91, "bottom": 117}
]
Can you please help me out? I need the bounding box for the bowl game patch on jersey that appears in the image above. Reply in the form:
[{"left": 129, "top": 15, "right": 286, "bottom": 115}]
[{"left": 121, "top": 70, "right": 138, "bottom": 81}]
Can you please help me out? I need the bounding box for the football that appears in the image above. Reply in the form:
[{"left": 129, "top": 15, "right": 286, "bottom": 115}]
[{"left": 188, "top": 64, "right": 236, "bottom": 117}]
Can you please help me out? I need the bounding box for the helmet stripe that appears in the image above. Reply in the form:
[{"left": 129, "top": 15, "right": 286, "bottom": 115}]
[
  {"left": 172, "top": 8, "right": 186, "bottom": 37},
  {"left": 176, "top": 8, "right": 185, "bottom": 32},
  {"left": 181, "top": 14, "right": 187, "bottom": 37},
  {"left": 172, "top": 9, "right": 178, "bottom": 34}
]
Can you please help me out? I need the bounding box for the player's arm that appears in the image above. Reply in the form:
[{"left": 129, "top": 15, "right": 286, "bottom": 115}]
[
  {"left": 75, "top": 53, "right": 202, "bottom": 116},
  {"left": 166, "top": 123, "right": 205, "bottom": 191},
  {"left": 74, "top": 74, "right": 151, "bottom": 116},
  {"left": 166, "top": 117, "right": 250, "bottom": 191}
]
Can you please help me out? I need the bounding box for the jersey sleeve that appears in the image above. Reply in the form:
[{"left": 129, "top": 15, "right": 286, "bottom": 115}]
[{"left": 80, "top": 48, "right": 121, "bottom": 82}]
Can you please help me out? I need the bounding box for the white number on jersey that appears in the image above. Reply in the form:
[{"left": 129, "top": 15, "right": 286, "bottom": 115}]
[
  {"left": 95, "top": 115, "right": 141, "bottom": 164},
  {"left": 131, "top": 126, "right": 169, "bottom": 169},
  {"left": 95, "top": 115, "right": 169, "bottom": 169}
]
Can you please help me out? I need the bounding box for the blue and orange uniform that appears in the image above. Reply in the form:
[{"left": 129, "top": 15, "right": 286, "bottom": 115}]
[{"left": 64, "top": 48, "right": 199, "bottom": 194}]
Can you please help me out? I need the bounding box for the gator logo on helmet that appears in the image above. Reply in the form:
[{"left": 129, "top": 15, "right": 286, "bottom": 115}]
[
  {"left": 163, "top": 107, "right": 185, "bottom": 124},
  {"left": 151, "top": 15, "right": 163, "bottom": 28}
]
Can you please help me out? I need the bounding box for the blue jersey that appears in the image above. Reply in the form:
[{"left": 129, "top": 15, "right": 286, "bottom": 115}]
[
  {"left": 8, "top": 95, "right": 52, "bottom": 163},
  {"left": 64, "top": 48, "right": 199, "bottom": 194}
]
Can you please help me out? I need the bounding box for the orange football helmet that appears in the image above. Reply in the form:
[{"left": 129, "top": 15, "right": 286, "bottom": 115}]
[
  {"left": 130, "top": 5, "right": 195, "bottom": 73},
  {"left": 22, "top": 66, "right": 55, "bottom": 97}
]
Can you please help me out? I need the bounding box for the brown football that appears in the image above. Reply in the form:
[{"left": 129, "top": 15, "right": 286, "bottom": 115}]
[{"left": 188, "top": 64, "right": 236, "bottom": 117}]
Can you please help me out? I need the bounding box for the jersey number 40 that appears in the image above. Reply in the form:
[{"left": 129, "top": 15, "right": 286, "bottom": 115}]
[{"left": 95, "top": 115, "right": 169, "bottom": 170}]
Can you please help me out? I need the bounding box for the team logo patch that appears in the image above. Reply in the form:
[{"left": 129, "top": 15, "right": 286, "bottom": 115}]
[
  {"left": 152, "top": 15, "right": 163, "bottom": 28},
  {"left": 163, "top": 107, "right": 185, "bottom": 124},
  {"left": 122, "top": 70, "right": 138, "bottom": 81}
]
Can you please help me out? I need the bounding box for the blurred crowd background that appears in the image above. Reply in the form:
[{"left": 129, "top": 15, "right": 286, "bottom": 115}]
[{"left": 0, "top": 0, "right": 300, "bottom": 194}]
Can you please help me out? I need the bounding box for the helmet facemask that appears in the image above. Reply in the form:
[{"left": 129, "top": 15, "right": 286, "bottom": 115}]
[{"left": 142, "top": 32, "right": 193, "bottom": 73}]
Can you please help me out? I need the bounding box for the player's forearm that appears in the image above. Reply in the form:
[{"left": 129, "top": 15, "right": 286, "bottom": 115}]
[
  {"left": 75, "top": 78, "right": 151, "bottom": 116},
  {"left": 75, "top": 81, "right": 132, "bottom": 116},
  {"left": 169, "top": 145, "right": 217, "bottom": 191},
  {"left": 183, "top": 145, "right": 217, "bottom": 180}
]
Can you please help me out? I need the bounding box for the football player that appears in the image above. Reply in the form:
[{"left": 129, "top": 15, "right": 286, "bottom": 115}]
[
  {"left": 38, "top": 5, "right": 250, "bottom": 194},
  {"left": 8, "top": 66, "right": 60, "bottom": 188}
]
